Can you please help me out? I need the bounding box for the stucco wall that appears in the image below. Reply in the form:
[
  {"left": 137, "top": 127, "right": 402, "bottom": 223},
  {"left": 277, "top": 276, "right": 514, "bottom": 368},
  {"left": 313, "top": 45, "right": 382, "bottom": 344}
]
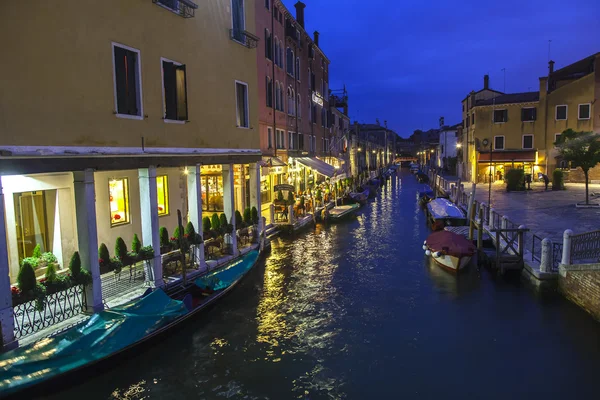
[{"left": 0, "top": 0, "right": 259, "bottom": 150}]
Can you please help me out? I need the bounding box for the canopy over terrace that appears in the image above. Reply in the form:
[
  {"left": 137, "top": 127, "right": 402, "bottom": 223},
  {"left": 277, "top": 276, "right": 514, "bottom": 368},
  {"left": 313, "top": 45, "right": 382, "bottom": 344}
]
[{"left": 294, "top": 157, "right": 344, "bottom": 181}]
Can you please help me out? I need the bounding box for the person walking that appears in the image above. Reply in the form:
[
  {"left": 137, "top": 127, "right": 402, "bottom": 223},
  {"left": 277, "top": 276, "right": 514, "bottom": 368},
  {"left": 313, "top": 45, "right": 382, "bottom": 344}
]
[{"left": 543, "top": 174, "right": 549, "bottom": 190}]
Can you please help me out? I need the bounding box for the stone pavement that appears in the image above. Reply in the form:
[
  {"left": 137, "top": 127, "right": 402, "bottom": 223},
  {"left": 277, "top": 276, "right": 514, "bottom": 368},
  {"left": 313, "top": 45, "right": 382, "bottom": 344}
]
[{"left": 469, "top": 181, "right": 600, "bottom": 242}]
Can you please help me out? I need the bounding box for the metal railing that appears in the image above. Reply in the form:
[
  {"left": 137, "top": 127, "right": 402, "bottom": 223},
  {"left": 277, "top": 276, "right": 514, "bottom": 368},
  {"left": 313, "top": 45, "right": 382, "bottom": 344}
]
[
  {"left": 570, "top": 230, "right": 600, "bottom": 263},
  {"left": 101, "top": 261, "right": 149, "bottom": 301},
  {"left": 552, "top": 243, "right": 563, "bottom": 271},
  {"left": 532, "top": 234, "right": 543, "bottom": 263},
  {"left": 13, "top": 285, "right": 86, "bottom": 340}
]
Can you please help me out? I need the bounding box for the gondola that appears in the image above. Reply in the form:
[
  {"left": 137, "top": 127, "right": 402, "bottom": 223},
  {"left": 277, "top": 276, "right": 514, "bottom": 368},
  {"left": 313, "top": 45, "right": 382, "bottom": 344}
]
[
  {"left": 349, "top": 187, "right": 370, "bottom": 205},
  {"left": 0, "top": 250, "right": 261, "bottom": 399},
  {"left": 324, "top": 203, "right": 361, "bottom": 222}
]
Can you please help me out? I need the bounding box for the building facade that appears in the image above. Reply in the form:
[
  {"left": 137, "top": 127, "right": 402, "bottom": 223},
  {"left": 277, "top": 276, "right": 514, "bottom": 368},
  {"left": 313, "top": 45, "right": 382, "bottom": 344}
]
[
  {"left": 0, "top": 0, "right": 262, "bottom": 349},
  {"left": 461, "top": 54, "right": 600, "bottom": 184},
  {"left": 436, "top": 124, "right": 460, "bottom": 173},
  {"left": 255, "top": 0, "right": 332, "bottom": 216}
]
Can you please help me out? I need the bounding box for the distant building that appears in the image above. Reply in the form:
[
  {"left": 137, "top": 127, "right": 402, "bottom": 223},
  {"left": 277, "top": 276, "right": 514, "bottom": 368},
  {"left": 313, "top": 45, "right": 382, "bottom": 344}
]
[{"left": 436, "top": 124, "right": 461, "bottom": 173}]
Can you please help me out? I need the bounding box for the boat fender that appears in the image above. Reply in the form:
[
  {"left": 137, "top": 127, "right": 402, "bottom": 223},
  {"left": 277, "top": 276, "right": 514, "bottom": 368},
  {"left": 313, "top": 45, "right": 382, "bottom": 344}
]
[
  {"left": 422, "top": 245, "right": 427, "bottom": 250},
  {"left": 425, "top": 250, "right": 431, "bottom": 256},
  {"left": 423, "top": 240, "right": 427, "bottom": 245}
]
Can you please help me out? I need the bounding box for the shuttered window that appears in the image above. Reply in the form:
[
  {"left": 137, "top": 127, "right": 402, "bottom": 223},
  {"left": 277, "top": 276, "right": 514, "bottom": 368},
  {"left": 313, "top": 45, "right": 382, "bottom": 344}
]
[
  {"left": 162, "top": 60, "right": 188, "bottom": 121},
  {"left": 113, "top": 45, "right": 141, "bottom": 116},
  {"left": 521, "top": 107, "right": 536, "bottom": 122},
  {"left": 236, "top": 81, "right": 249, "bottom": 128}
]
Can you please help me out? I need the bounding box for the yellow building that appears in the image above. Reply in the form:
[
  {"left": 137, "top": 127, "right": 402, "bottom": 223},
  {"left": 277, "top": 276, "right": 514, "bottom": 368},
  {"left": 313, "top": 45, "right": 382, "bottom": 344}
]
[
  {"left": 0, "top": 0, "right": 263, "bottom": 348},
  {"left": 461, "top": 53, "right": 600, "bottom": 183}
]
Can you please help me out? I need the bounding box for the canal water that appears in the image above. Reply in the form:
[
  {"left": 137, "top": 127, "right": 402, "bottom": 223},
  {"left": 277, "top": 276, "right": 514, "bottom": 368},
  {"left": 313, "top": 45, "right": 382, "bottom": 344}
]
[{"left": 48, "top": 170, "right": 600, "bottom": 400}]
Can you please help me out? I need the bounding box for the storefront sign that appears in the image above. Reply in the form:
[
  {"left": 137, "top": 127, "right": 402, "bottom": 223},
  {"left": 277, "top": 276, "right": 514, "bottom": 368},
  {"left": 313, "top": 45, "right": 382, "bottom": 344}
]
[
  {"left": 312, "top": 92, "right": 323, "bottom": 106},
  {"left": 274, "top": 184, "right": 295, "bottom": 192}
]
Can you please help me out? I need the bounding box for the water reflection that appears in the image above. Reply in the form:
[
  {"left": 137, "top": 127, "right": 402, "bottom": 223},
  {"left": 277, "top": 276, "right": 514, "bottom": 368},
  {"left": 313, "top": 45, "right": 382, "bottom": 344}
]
[{"left": 424, "top": 256, "right": 481, "bottom": 299}]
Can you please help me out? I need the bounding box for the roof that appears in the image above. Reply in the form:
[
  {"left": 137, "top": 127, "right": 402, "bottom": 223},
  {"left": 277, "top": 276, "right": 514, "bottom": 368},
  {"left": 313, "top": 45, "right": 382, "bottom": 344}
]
[
  {"left": 475, "top": 92, "right": 539, "bottom": 106},
  {"left": 278, "top": 1, "right": 330, "bottom": 64},
  {"left": 462, "top": 88, "right": 504, "bottom": 102}
]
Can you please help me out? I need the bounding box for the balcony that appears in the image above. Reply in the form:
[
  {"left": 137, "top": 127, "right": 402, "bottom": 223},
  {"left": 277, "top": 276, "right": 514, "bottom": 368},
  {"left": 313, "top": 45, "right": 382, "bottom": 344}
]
[
  {"left": 152, "top": 0, "right": 198, "bottom": 18},
  {"left": 230, "top": 29, "right": 260, "bottom": 49}
]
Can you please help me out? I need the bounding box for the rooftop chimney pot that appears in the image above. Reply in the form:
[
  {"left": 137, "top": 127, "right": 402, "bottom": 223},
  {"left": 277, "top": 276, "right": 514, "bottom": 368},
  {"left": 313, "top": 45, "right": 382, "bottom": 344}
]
[
  {"left": 483, "top": 75, "right": 489, "bottom": 90},
  {"left": 294, "top": 2, "right": 306, "bottom": 29},
  {"left": 549, "top": 60, "right": 555, "bottom": 75},
  {"left": 314, "top": 31, "right": 320, "bottom": 47}
]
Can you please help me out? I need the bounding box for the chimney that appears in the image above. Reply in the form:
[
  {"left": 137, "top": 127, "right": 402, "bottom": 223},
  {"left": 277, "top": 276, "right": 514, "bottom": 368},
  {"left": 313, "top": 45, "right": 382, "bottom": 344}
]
[
  {"left": 314, "top": 31, "right": 320, "bottom": 47},
  {"left": 294, "top": 2, "right": 306, "bottom": 29},
  {"left": 548, "top": 60, "right": 555, "bottom": 75},
  {"left": 539, "top": 77, "right": 548, "bottom": 98},
  {"left": 483, "top": 75, "right": 489, "bottom": 90}
]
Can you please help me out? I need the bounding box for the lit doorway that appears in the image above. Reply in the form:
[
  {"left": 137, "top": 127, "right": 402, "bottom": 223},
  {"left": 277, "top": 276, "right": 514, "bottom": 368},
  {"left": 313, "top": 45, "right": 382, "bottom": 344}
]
[{"left": 13, "top": 190, "right": 56, "bottom": 261}]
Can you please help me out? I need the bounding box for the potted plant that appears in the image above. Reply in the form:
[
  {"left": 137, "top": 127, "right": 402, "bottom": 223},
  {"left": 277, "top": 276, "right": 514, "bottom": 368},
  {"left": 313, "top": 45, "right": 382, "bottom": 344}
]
[
  {"left": 129, "top": 234, "right": 142, "bottom": 263},
  {"left": 235, "top": 210, "right": 244, "bottom": 229},
  {"left": 159, "top": 227, "right": 170, "bottom": 254},
  {"left": 139, "top": 245, "right": 155, "bottom": 261},
  {"left": 98, "top": 243, "right": 111, "bottom": 274},
  {"left": 243, "top": 208, "right": 252, "bottom": 227},
  {"left": 202, "top": 216, "right": 212, "bottom": 234},
  {"left": 115, "top": 237, "right": 130, "bottom": 265},
  {"left": 69, "top": 251, "right": 91, "bottom": 286},
  {"left": 211, "top": 214, "right": 221, "bottom": 233},
  {"left": 251, "top": 206, "right": 259, "bottom": 226},
  {"left": 219, "top": 213, "right": 228, "bottom": 232}
]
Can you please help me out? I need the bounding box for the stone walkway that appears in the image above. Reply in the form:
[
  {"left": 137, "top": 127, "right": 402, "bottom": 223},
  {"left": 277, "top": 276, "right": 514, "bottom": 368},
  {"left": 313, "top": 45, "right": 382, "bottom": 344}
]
[{"left": 469, "top": 181, "right": 600, "bottom": 242}]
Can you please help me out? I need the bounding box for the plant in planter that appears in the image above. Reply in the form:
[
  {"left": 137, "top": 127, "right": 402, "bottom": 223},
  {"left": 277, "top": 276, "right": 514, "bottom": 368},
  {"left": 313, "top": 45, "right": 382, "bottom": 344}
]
[
  {"left": 18, "top": 260, "right": 37, "bottom": 293},
  {"left": 132, "top": 234, "right": 142, "bottom": 254},
  {"left": 211, "top": 214, "right": 221, "bottom": 233},
  {"left": 41, "top": 252, "right": 57, "bottom": 265},
  {"left": 22, "top": 256, "right": 39, "bottom": 270},
  {"left": 505, "top": 169, "right": 525, "bottom": 192},
  {"left": 159, "top": 227, "right": 170, "bottom": 253},
  {"left": 203, "top": 216, "right": 212, "bottom": 234},
  {"left": 219, "top": 213, "right": 228, "bottom": 232},
  {"left": 251, "top": 207, "right": 259, "bottom": 225},
  {"left": 115, "top": 237, "right": 130, "bottom": 265},
  {"left": 243, "top": 208, "right": 252, "bottom": 227},
  {"left": 236, "top": 210, "right": 244, "bottom": 228},
  {"left": 185, "top": 221, "right": 196, "bottom": 238},
  {"left": 552, "top": 169, "right": 565, "bottom": 191},
  {"left": 111, "top": 256, "right": 123, "bottom": 274},
  {"left": 45, "top": 262, "right": 57, "bottom": 283},
  {"left": 139, "top": 246, "right": 155, "bottom": 261},
  {"left": 69, "top": 251, "right": 92, "bottom": 286},
  {"left": 32, "top": 244, "right": 42, "bottom": 259},
  {"left": 98, "top": 243, "right": 111, "bottom": 273}
]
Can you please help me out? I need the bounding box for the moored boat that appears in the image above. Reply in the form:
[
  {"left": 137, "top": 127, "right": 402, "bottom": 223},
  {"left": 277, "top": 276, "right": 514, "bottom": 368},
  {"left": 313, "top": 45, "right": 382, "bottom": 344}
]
[
  {"left": 426, "top": 198, "right": 467, "bottom": 230},
  {"left": 349, "top": 187, "right": 370, "bottom": 204},
  {"left": 416, "top": 172, "right": 429, "bottom": 183},
  {"left": 423, "top": 230, "right": 475, "bottom": 272},
  {"left": 0, "top": 250, "right": 261, "bottom": 398},
  {"left": 326, "top": 203, "right": 361, "bottom": 221},
  {"left": 417, "top": 185, "right": 434, "bottom": 206}
]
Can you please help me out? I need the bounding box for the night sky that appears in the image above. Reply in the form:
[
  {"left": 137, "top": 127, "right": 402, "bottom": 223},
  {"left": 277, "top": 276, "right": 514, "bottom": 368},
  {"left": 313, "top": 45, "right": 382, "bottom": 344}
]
[{"left": 282, "top": 0, "right": 600, "bottom": 137}]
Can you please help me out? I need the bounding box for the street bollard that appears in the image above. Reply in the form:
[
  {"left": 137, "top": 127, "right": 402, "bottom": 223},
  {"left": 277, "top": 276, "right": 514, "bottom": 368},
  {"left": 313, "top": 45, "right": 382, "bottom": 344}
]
[{"left": 540, "top": 238, "right": 552, "bottom": 273}]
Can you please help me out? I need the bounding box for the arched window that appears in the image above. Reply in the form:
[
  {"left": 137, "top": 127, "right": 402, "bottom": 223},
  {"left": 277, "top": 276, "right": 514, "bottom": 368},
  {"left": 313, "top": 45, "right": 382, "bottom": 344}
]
[
  {"left": 266, "top": 76, "right": 273, "bottom": 108},
  {"left": 286, "top": 48, "right": 294, "bottom": 76},
  {"left": 274, "top": 37, "right": 279, "bottom": 66},
  {"left": 287, "top": 87, "right": 293, "bottom": 115},
  {"left": 275, "top": 81, "right": 280, "bottom": 111},
  {"left": 297, "top": 94, "right": 301, "bottom": 118},
  {"left": 265, "top": 29, "right": 272, "bottom": 60},
  {"left": 295, "top": 57, "right": 300, "bottom": 81}
]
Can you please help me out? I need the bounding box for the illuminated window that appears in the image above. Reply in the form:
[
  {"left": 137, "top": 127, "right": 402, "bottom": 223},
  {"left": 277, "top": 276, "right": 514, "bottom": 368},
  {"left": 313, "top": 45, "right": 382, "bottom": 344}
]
[
  {"left": 109, "top": 178, "right": 130, "bottom": 226},
  {"left": 157, "top": 175, "right": 169, "bottom": 216}
]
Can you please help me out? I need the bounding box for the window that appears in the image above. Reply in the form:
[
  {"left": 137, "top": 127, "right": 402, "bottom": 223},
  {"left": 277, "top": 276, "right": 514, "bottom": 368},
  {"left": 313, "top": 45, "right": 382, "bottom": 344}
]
[
  {"left": 288, "top": 131, "right": 295, "bottom": 149},
  {"left": 321, "top": 79, "right": 324, "bottom": 95},
  {"left": 286, "top": 48, "right": 294, "bottom": 76},
  {"left": 312, "top": 135, "right": 317, "bottom": 152},
  {"left": 231, "top": 0, "right": 246, "bottom": 43},
  {"left": 298, "top": 133, "right": 304, "bottom": 150},
  {"left": 112, "top": 43, "right": 142, "bottom": 118},
  {"left": 266, "top": 77, "right": 273, "bottom": 108},
  {"left": 156, "top": 0, "right": 180, "bottom": 13},
  {"left": 274, "top": 38, "right": 279, "bottom": 66},
  {"left": 265, "top": 0, "right": 269, "bottom": 10},
  {"left": 555, "top": 105, "right": 567, "bottom": 120},
  {"left": 161, "top": 59, "right": 188, "bottom": 121},
  {"left": 235, "top": 81, "right": 249, "bottom": 128},
  {"left": 13, "top": 191, "right": 55, "bottom": 264},
  {"left": 296, "top": 57, "right": 300, "bottom": 81},
  {"left": 297, "top": 94, "right": 301, "bottom": 118},
  {"left": 471, "top": 113, "right": 475, "bottom": 125},
  {"left": 578, "top": 103, "right": 591, "bottom": 120},
  {"left": 308, "top": 96, "right": 313, "bottom": 122},
  {"left": 109, "top": 178, "right": 130, "bottom": 226},
  {"left": 321, "top": 108, "right": 326, "bottom": 127},
  {"left": 267, "top": 127, "right": 273, "bottom": 149},
  {"left": 276, "top": 129, "right": 285, "bottom": 149},
  {"left": 265, "top": 29, "right": 272, "bottom": 60},
  {"left": 312, "top": 104, "right": 317, "bottom": 124},
  {"left": 493, "top": 109, "right": 507, "bottom": 123},
  {"left": 157, "top": 175, "right": 169, "bottom": 216},
  {"left": 287, "top": 87, "right": 295, "bottom": 116},
  {"left": 522, "top": 135, "right": 533, "bottom": 149},
  {"left": 278, "top": 40, "right": 283, "bottom": 67},
  {"left": 494, "top": 136, "right": 505, "bottom": 150},
  {"left": 554, "top": 133, "right": 561, "bottom": 146},
  {"left": 521, "top": 107, "right": 536, "bottom": 122}
]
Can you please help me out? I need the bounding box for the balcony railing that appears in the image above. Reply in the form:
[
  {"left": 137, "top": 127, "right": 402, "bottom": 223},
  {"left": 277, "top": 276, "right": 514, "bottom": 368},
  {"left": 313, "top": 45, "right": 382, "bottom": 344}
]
[
  {"left": 230, "top": 29, "right": 260, "bottom": 49},
  {"left": 153, "top": 0, "right": 198, "bottom": 18}
]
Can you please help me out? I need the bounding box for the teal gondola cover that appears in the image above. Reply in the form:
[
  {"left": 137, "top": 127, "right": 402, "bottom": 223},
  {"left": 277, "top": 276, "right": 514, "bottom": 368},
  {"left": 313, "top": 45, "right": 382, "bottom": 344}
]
[
  {"left": 0, "top": 289, "right": 188, "bottom": 395},
  {"left": 195, "top": 250, "right": 259, "bottom": 291}
]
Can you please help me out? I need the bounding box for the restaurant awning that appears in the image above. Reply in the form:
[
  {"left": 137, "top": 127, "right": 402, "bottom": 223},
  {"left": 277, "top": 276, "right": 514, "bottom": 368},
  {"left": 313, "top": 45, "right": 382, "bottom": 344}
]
[
  {"left": 295, "top": 157, "right": 336, "bottom": 178},
  {"left": 478, "top": 150, "right": 536, "bottom": 163},
  {"left": 259, "top": 156, "right": 286, "bottom": 167}
]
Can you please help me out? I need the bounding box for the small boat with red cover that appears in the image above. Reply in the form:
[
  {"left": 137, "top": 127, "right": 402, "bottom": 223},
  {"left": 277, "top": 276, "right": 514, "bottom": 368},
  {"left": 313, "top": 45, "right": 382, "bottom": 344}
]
[{"left": 423, "top": 230, "right": 476, "bottom": 273}]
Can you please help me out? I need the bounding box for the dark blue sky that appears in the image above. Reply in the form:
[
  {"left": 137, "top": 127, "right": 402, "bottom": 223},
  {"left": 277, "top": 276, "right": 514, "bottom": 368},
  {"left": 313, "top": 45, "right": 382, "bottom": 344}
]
[{"left": 283, "top": 0, "right": 600, "bottom": 137}]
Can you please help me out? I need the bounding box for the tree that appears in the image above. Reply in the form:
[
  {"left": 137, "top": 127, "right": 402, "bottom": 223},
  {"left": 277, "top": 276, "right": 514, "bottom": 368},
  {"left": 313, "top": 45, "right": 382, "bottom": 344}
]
[{"left": 554, "top": 129, "right": 600, "bottom": 205}]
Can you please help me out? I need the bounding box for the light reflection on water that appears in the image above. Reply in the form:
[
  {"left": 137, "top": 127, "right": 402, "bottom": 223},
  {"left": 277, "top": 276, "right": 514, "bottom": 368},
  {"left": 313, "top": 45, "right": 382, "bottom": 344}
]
[{"left": 47, "top": 170, "right": 600, "bottom": 400}]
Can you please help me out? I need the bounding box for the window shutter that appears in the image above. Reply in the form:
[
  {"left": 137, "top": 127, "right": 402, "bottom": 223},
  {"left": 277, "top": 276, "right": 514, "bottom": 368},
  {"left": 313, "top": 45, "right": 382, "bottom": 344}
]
[
  {"left": 175, "top": 64, "right": 188, "bottom": 121},
  {"left": 114, "top": 47, "right": 128, "bottom": 114},
  {"left": 163, "top": 61, "right": 177, "bottom": 120},
  {"left": 532, "top": 108, "right": 537, "bottom": 121},
  {"left": 126, "top": 51, "right": 138, "bottom": 115},
  {"left": 521, "top": 109, "right": 525, "bottom": 121}
]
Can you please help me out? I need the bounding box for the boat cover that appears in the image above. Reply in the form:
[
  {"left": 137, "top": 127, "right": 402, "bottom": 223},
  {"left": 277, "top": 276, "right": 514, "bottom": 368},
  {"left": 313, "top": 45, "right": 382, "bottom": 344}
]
[
  {"left": 417, "top": 186, "right": 434, "bottom": 198},
  {"left": 0, "top": 290, "right": 188, "bottom": 395},
  {"left": 427, "top": 198, "right": 465, "bottom": 219},
  {"left": 195, "top": 250, "right": 259, "bottom": 291},
  {"left": 426, "top": 230, "right": 475, "bottom": 257},
  {"left": 329, "top": 204, "right": 360, "bottom": 218}
]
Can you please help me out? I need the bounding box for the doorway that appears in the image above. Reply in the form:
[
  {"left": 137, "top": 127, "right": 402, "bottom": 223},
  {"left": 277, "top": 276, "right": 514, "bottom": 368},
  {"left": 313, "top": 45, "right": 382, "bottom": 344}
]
[{"left": 13, "top": 190, "right": 56, "bottom": 262}]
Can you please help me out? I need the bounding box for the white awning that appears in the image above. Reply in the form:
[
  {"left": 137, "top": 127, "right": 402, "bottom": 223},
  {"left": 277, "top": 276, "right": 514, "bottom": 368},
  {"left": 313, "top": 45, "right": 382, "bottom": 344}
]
[{"left": 295, "top": 157, "right": 336, "bottom": 178}]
